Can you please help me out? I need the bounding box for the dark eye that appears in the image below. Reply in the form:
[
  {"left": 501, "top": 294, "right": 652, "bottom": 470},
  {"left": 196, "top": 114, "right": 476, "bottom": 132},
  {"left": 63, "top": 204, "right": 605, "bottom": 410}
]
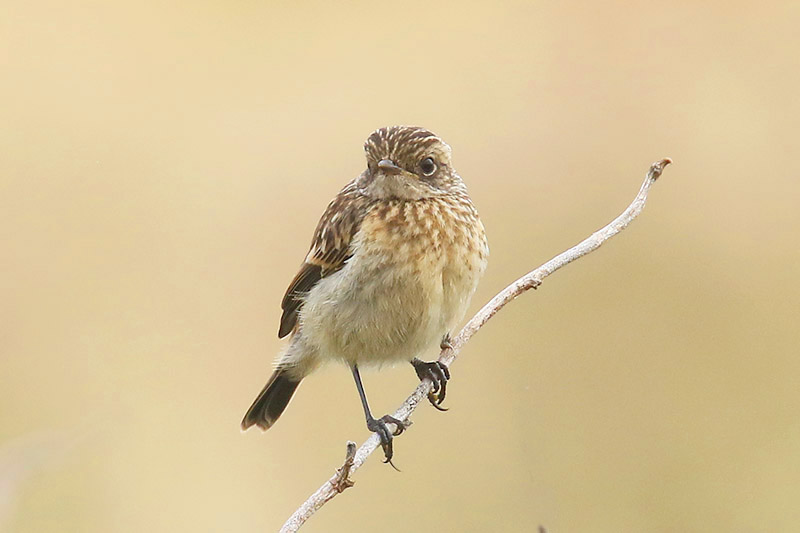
[{"left": 419, "top": 157, "right": 436, "bottom": 176}]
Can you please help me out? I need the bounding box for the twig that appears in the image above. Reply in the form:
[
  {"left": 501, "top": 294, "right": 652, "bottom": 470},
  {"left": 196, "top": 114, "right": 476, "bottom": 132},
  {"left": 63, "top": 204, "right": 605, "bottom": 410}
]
[
  {"left": 331, "top": 441, "right": 357, "bottom": 493},
  {"left": 280, "top": 158, "right": 672, "bottom": 532}
]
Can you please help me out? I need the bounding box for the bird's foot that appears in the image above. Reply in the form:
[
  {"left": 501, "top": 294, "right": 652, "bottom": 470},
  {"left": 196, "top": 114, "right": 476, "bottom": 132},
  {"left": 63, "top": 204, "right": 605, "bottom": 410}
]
[
  {"left": 366, "top": 414, "right": 406, "bottom": 469},
  {"left": 412, "top": 358, "right": 451, "bottom": 411}
]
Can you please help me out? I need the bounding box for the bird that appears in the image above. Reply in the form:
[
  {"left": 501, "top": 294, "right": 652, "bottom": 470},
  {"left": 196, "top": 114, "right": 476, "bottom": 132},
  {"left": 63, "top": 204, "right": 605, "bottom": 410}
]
[{"left": 241, "top": 125, "right": 489, "bottom": 464}]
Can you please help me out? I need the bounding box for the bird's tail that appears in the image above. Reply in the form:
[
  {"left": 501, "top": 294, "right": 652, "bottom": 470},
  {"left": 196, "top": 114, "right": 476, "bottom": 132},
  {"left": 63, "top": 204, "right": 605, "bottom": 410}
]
[{"left": 241, "top": 370, "right": 301, "bottom": 431}]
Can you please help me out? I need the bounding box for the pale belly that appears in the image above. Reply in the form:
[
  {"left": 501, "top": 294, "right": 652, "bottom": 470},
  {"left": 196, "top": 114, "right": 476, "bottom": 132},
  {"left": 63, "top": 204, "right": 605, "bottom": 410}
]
[{"left": 299, "top": 230, "right": 485, "bottom": 367}]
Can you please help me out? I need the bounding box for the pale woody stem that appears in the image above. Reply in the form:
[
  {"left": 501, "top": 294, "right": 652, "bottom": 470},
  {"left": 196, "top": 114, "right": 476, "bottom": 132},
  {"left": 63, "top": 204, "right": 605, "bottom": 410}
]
[{"left": 280, "top": 158, "right": 672, "bottom": 533}]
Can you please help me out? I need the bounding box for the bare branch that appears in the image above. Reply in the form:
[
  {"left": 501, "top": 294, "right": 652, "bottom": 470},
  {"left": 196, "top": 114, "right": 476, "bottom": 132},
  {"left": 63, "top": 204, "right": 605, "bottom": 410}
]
[{"left": 280, "top": 158, "right": 672, "bottom": 532}]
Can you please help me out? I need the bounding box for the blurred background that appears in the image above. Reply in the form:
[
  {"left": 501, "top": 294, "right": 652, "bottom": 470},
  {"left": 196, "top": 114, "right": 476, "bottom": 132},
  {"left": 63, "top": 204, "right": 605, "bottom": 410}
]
[{"left": 2, "top": 1, "right": 799, "bottom": 531}]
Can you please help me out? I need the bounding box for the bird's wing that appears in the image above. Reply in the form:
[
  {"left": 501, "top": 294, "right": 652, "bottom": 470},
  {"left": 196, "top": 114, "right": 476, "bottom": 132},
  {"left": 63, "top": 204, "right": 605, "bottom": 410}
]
[{"left": 278, "top": 181, "right": 373, "bottom": 338}]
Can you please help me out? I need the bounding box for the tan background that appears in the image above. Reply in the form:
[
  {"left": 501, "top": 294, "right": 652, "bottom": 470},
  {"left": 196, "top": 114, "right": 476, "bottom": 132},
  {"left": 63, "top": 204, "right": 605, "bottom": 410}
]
[{"left": 2, "top": 1, "right": 799, "bottom": 531}]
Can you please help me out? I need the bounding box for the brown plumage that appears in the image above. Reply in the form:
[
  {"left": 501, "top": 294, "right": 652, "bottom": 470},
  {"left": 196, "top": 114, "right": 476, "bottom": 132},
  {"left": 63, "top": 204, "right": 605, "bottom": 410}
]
[
  {"left": 243, "top": 126, "right": 488, "bottom": 464},
  {"left": 279, "top": 182, "right": 375, "bottom": 338}
]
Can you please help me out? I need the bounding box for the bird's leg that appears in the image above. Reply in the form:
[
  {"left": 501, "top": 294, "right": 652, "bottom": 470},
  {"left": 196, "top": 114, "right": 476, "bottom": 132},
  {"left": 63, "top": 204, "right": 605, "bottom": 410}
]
[
  {"left": 411, "top": 357, "right": 451, "bottom": 411},
  {"left": 351, "top": 364, "right": 405, "bottom": 468}
]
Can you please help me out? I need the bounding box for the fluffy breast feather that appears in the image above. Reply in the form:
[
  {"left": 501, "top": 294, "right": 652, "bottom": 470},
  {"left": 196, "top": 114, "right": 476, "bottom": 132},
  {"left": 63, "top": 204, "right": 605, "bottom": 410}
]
[{"left": 298, "top": 194, "right": 487, "bottom": 367}]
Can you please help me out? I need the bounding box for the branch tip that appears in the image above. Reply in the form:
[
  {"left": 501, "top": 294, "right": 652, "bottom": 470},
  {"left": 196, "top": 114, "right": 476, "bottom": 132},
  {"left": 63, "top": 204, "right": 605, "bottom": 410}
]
[{"left": 648, "top": 157, "right": 672, "bottom": 181}]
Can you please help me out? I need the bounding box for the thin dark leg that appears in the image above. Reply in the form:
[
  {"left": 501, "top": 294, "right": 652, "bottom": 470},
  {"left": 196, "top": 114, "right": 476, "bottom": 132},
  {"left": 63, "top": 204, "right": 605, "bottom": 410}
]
[
  {"left": 351, "top": 364, "right": 405, "bottom": 467},
  {"left": 351, "top": 364, "right": 374, "bottom": 421}
]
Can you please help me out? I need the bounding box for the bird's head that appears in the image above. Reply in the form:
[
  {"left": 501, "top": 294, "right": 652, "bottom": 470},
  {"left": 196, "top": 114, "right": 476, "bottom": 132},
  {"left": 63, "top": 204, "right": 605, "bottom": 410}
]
[{"left": 359, "top": 126, "right": 459, "bottom": 200}]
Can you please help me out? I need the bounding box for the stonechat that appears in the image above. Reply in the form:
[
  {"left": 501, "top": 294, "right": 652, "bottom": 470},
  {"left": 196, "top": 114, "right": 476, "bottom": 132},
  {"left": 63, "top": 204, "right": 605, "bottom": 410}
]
[{"left": 242, "top": 126, "right": 489, "bottom": 464}]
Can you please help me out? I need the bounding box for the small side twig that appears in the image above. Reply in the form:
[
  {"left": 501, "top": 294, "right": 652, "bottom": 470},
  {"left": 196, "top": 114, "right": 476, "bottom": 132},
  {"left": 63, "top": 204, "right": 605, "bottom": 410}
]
[
  {"left": 331, "top": 441, "right": 357, "bottom": 493},
  {"left": 279, "top": 158, "right": 672, "bottom": 532}
]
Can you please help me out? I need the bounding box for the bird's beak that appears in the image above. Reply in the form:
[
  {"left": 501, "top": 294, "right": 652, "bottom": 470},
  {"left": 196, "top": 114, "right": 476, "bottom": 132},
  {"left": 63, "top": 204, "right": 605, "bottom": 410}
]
[{"left": 377, "top": 159, "right": 402, "bottom": 172}]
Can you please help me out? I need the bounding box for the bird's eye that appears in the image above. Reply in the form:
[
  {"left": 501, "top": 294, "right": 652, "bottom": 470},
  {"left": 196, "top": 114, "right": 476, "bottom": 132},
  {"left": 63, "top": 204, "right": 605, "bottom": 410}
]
[{"left": 419, "top": 157, "right": 436, "bottom": 176}]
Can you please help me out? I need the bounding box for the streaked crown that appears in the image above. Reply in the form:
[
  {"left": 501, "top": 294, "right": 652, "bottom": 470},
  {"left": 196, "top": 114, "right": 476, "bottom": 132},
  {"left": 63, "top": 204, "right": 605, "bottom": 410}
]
[{"left": 364, "top": 126, "right": 452, "bottom": 171}]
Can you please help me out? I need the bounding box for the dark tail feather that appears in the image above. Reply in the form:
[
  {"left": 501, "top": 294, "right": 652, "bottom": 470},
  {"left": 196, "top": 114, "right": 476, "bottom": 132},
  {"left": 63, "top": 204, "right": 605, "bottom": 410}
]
[{"left": 241, "top": 370, "right": 301, "bottom": 431}]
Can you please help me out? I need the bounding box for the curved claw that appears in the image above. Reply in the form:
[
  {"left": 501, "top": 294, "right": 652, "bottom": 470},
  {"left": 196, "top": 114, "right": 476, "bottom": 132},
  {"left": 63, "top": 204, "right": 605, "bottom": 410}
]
[
  {"left": 367, "top": 415, "right": 407, "bottom": 466},
  {"left": 385, "top": 457, "right": 401, "bottom": 472},
  {"left": 412, "top": 358, "right": 451, "bottom": 408},
  {"left": 427, "top": 392, "right": 449, "bottom": 411},
  {"left": 381, "top": 414, "right": 406, "bottom": 436}
]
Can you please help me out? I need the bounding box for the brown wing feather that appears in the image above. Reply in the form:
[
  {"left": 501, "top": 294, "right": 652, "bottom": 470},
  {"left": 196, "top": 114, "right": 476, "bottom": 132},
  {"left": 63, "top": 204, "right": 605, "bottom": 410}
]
[
  {"left": 278, "top": 180, "right": 373, "bottom": 338},
  {"left": 278, "top": 262, "right": 322, "bottom": 338}
]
